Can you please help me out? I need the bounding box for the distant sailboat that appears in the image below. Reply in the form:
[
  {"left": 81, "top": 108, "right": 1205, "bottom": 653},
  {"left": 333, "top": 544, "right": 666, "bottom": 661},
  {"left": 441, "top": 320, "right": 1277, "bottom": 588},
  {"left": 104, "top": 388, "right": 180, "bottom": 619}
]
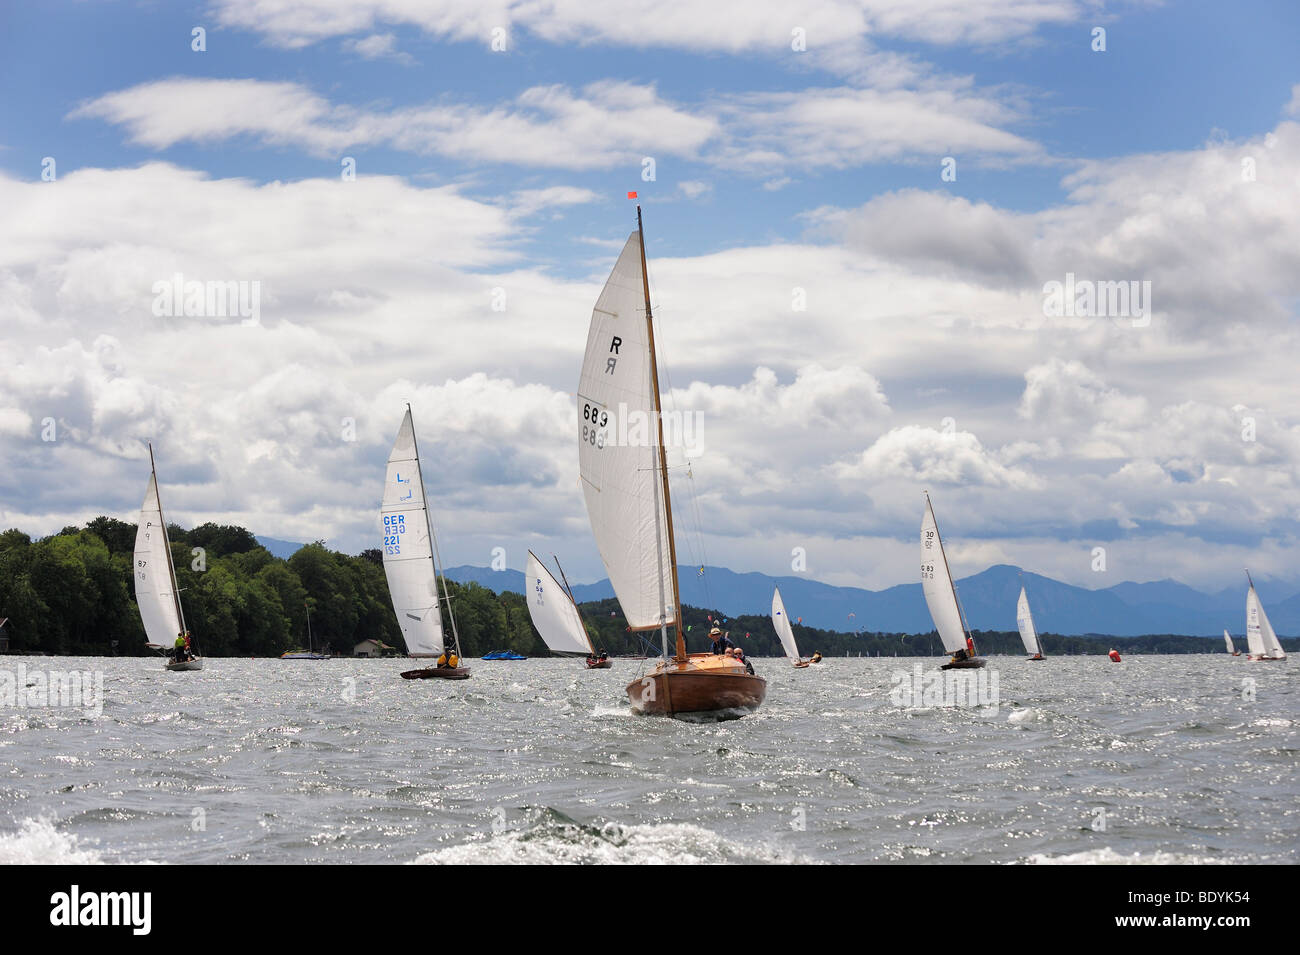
[
  {"left": 1245, "top": 572, "right": 1287, "bottom": 662},
  {"left": 134, "top": 444, "right": 202, "bottom": 671},
  {"left": 920, "top": 491, "right": 984, "bottom": 669},
  {"left": 771, "top": 587, "right": 810, "bottom": 668},
  {"left": 525, "top": 551, "right": 608, "bottom": 668},
  {"left": 579, "top": 207, "right": 765, "bottom": 717},
  {"left": 1016, "top": 586, "right": 1046, "bottom": 661},
  {"left": 280, "top": 602, "right": 328, "bottom": 659},
  {"left": 1223, "top": 629, "right": 1241, "bottom": 657},
  {"left": 382, "top": 406, "right": 469, "bottom": 680}
]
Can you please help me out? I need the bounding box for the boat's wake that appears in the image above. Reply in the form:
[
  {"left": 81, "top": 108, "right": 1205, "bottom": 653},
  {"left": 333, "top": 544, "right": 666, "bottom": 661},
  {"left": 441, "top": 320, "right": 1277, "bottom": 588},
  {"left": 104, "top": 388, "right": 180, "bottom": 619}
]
[
  {"left": 1023, "top": 847, "right": 1230, "bottom": 865},
  {"left": 410, "top": 808, "right": 806, "bottom": 865}
]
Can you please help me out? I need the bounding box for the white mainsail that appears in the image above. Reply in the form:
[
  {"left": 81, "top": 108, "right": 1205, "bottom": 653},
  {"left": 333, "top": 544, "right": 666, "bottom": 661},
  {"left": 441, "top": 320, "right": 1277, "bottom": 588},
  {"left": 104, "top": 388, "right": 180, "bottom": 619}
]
[
  {"left": 525, "top": 551, "right": 593, "bottom": 655},
  {"left": 1223, "top": 629, "right": 1235, "bottom": 654},
  {"left": 1016, "top": 586, "right": 1042, "bottom": 656},
  {"left": 381, "top": 408, "right": 443, "bottom": 657},
  {"left": 771, "top": 587, "right": 801, "bottom": 662},
  {"left": 920, "top": 494, "right": 969, "bottom": 654},
  {"left": 133, "top": 470, "right": 181, "bottom": 646},
  {"left": 577, "top": 231, "right": 677, "bottom": 633},
  {"left": 1246, "top": 584, "right": 1286, "bottom": 660}
]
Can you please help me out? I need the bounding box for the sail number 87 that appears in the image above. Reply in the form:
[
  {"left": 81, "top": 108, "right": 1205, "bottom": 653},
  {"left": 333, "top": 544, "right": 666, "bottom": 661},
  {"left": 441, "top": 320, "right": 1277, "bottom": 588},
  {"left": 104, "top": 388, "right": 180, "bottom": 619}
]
[
  {"left": 383, "top": 514, "right": 406, "bottom": 555},
  {"left": 582, "top": 403, "right": 609, "bottom": 449}
]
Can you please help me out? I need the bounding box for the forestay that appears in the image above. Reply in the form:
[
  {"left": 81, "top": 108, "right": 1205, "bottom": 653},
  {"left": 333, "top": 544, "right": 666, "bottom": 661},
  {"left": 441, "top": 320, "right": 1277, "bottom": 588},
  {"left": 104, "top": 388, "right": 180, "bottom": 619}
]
[
  {"left": 577, "top": 231, "right": 676, "bottom": 631},
  {"left": 525, "top": 551, "right": 593, "bottom": 655},
  {"left": 381, "top": 409, "right": 443, "bottom": 657}
]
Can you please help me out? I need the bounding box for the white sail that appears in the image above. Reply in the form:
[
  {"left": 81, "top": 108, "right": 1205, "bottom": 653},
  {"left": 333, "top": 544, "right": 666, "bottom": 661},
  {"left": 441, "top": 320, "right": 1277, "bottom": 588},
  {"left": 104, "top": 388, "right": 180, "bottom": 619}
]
[
  {"left": 1016, "top": 586, "right": 1042, "bottom": 656},
  {"left": 920, "top": 495, "right": 968, "bottom": 654},
  {"left": 1247, "top": 585, "right": 1286, "bottom": 659},
  {"left": 381, "top": 409, "right": 443, "bottom": 657},
  {"left": 525, "top": 551, "right": 593, "bottom": 655},
  {"left": 133, "top": 472, "right": 181, "bottom": 646},
  {"left": 577, "top": 232, "right": 676, "bottom": 631},
  {"left": 771, "top": 587, "right": 801, "bottom": 662},
  {"left": 1223, "top": 629, "right": 1235, "bottom": 654}
]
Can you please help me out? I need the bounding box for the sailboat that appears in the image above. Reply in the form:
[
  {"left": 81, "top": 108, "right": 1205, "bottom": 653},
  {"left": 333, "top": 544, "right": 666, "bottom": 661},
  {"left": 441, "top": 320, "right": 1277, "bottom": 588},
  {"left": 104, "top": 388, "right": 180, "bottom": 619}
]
[
  {"left": 382, "top": 406, "right": 470, "bottom": 680},
  {"left": 1017, "top": 586, "right": 1046, "bottom": 661},
  {"left": 920, "top": 491, "right": 985, "bottom": 669},
  {"left": 771, "top": 587, "right": 810, "bottom": 667},
  {"left": 1245, "top": 571, "right": 1287, "bottom": 662},
  {"left": 579, "top": 207, "right": 765, "bottom": 717},
  {"left": 134, "top": 444, "right": 202, "bottom": 672},
  {"left": 1223, "top": 629, "right": 1241, "bottom": 657},
  {"left": 280, "top": 602, "right": 328, "bottom": 659},
  {"left": 525, "top": 550, "right": 608, "bottom": 668}
]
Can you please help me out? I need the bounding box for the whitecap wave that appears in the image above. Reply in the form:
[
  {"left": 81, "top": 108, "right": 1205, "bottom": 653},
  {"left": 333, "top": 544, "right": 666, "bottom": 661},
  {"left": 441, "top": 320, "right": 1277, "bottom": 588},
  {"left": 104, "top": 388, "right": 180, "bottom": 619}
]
[
  {"left": 1024, "top": 847, "right": 1228, "bottom": 865},
  {"left": 411, "top": 816, "right": 808, "bottom": 865},
  {"left": 0, "top": 818, "right": 105, "bottom": 865}
]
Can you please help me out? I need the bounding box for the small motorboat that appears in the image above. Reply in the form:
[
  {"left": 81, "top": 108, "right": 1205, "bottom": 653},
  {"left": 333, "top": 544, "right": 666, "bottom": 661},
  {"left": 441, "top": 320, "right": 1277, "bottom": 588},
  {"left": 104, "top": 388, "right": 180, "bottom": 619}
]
[
  {"left": 482, "top": 650, "right": 527, "bottom": 661},
  {"left": 401, "top": 665, "right": 471, "bottom": 680}
]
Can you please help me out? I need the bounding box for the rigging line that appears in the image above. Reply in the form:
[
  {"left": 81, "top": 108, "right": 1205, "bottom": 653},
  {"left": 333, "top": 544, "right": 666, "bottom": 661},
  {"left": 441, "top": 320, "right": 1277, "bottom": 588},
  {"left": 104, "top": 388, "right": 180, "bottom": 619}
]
[{"left": 641, "top": 239, "right": 715, "bottom": 615}]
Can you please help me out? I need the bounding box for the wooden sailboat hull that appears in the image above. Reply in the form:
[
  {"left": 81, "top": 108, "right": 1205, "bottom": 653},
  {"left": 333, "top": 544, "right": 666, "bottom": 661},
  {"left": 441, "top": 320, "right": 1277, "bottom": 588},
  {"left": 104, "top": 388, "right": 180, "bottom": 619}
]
[
  {"left": 585, "top": 659, "right": 612, "bottom": 669},
  {"left": 941, "top": 657, "right": 986, "bottom": 670},
  {"left": 1027, "top": 654, "right": 1046, "bottom": 661},
  {"left": 401, "top": 666, "right": 471, "bottom": 680},
  {"left": 793, "top": 661, "right": 811, "bottom": 669},
  {"left": 166, "top": 657, "right": 204, "bottom": 672},
  {"left": 626, "top": 655, "right": 766, "bottom": 718}
]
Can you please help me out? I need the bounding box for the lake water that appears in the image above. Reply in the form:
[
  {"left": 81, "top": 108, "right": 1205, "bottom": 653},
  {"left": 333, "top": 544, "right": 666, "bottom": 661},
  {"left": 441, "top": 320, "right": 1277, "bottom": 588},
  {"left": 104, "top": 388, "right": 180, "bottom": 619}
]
[{"left": 0, "top": 655, "right": 1295, "bottom": 864}]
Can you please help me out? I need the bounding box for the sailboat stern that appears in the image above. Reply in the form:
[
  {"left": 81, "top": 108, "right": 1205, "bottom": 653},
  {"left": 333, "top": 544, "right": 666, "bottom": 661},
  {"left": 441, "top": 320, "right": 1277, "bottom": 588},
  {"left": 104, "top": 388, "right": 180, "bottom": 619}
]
[{"left": 626, "top": 655, "right": 766, "bottom": 718}]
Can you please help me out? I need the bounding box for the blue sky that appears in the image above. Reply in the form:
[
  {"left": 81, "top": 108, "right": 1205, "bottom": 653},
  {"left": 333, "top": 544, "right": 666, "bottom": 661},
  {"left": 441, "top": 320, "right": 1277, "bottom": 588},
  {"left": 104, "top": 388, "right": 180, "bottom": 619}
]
[{"left": 1, "top": 0, "right": 1299, "bottom": 592}]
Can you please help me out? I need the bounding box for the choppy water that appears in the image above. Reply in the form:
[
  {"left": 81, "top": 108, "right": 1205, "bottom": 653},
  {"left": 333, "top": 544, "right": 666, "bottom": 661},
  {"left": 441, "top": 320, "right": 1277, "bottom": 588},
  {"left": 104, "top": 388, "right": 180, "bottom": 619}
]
[{"left": 0, "top": 655, "right": 1295, "bottom": 864}]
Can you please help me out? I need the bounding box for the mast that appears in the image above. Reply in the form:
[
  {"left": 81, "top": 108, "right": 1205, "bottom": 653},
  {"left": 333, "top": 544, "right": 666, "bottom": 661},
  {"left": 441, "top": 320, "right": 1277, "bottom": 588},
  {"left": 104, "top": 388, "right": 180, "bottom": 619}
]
[
  {"left": 149, "top": 442, "right": 188, "bottom": 638},
  {"left": 407, "top": 404, "right": 462, "bottom": 658},
  {"left": 305, "top": 601, "right": 313, "bottom": 653},
  {"left": 927, "top": 490, "right": 972, "bottom": 654},
  {"left": 637, "top": 206, "right": 686, "bottom": 662},
  {"left": 554, "top": 555, "right": 594, "bottom": 655}
]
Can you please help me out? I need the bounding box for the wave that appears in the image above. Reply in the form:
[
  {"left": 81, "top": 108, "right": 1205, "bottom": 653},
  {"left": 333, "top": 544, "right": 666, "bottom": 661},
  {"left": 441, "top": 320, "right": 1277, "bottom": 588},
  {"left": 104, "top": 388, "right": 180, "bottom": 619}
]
[
  {"left": 0, "top": 818, "right": 105, "bottom": 865},
  {"left": 411, "top": 810, "right": 808, "bottom": 865},
  {"left": 1023, "top": 847, "right": 1229, "bottom": 865}
]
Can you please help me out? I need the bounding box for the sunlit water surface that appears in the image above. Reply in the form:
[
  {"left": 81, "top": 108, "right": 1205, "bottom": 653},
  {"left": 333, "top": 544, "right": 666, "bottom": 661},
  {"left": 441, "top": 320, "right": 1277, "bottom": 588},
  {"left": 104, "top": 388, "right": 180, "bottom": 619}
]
[{"left": 0, "top": 655, "right": 1295, "bottom": 864}]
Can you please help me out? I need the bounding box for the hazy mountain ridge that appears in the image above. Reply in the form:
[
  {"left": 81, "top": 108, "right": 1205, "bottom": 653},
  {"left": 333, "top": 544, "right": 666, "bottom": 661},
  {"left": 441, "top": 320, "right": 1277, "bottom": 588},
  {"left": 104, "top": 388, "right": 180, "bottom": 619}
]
[{"left": 443, "top": 562, "right": 1300, "bottom": 637}]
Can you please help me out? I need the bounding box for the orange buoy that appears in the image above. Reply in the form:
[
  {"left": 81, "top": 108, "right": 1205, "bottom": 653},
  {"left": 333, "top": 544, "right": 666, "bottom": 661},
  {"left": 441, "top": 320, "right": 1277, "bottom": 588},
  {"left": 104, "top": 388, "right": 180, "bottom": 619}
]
[{"left": 1108, "top": 649, "right": 1122, "bottom": 662}]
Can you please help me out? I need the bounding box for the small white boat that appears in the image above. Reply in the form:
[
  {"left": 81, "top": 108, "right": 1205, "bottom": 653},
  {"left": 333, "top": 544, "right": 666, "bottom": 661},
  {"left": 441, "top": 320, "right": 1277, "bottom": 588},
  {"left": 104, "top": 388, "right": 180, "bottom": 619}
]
[
  {"left": 1245, "top": 572, "right": 1287, "bottom": 662},
  {"left": 1224, "top": 629, "right": 1240, "bottom": 656},
  {"left": 920, "top": 491, "right": 985, "bottom": 669},
  {"left": 134, "top": 444, "right": 203, "bottom": 672},
  {"left": 383, "top": 406, "right": 469, "bottom": 680},
  {"left": 525, "top": 551, "right": 608, "bottom": 668},
  {"left": 1017, "top": 586, "right": 1046, "bottom": 660},
  {"left": 771, "top": 587, "right": 811, "bottom": 667}
]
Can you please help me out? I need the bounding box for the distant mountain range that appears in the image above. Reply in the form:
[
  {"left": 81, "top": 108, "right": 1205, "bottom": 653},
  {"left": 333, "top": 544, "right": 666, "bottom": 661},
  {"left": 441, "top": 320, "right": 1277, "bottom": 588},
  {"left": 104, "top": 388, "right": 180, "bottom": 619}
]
[
  {"left": 252, "top": 534, "right": 1296, "bottom": 636},
  {"left": 443, "top": 562, "right": 1300, "bottom": 638}
]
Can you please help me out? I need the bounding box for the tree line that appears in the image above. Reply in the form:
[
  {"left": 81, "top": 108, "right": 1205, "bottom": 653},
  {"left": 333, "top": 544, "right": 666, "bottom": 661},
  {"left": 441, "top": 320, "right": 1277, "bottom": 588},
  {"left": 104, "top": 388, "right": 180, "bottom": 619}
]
[{"left": 0, "top": 519, "right": 1255, "bottom": 657}]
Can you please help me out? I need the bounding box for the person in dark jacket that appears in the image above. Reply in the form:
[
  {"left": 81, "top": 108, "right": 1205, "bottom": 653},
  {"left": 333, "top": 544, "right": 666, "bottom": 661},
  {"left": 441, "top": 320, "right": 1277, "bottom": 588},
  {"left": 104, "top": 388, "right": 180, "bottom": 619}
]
[{"left": 709, "top": 627, "right": 735, "bottom": 655}]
